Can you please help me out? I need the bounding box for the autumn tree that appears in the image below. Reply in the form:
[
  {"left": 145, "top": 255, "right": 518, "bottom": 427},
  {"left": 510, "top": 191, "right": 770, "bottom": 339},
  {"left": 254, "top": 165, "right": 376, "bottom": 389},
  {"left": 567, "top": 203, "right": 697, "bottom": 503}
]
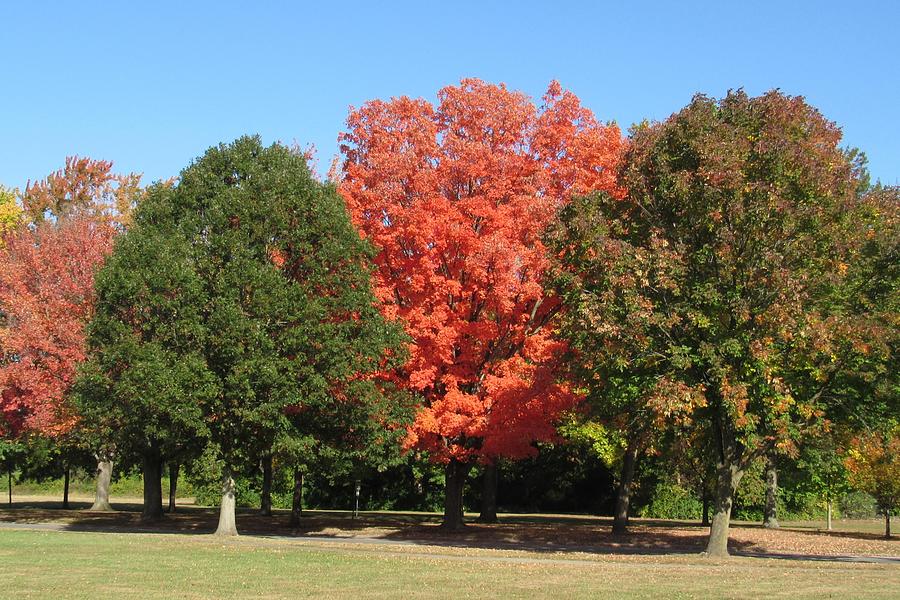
[
  {"left": 550, "top": 190, "right": 706, "bottom": 533},
  {"left": 78, "top": 137, "right": 407, "bottom": 533},
  {"left": 0, "top": 219, "right": 115, "bottom": 437},
  {"left": 0, "top": 158, "right": 142, "bottom": 511},
  {"left": 555, "top": 91, "right": 867, "bottom": 555},
  {"left": 845, "top": 426, "right": 900, "bottom": 537},
  {"left": 339, "top": 79, "right": 624, "bottom": 528},
  {"left": 23, "top": 156, "right": 143, "bottom": 228},
  {"left": 0, "top": 218, "right": 117, "bottom": 508}
]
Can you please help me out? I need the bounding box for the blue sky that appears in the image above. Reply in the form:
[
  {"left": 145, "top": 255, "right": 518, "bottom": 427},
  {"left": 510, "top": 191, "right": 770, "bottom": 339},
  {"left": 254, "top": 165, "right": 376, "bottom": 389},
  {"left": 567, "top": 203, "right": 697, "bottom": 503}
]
[{"left": 2, "top": 1, "right": 898, "bottom": 188}]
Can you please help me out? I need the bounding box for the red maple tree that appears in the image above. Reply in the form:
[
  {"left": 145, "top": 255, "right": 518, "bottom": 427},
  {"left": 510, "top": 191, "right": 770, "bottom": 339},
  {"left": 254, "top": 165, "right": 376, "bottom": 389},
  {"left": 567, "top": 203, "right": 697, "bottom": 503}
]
[
  {"left": 1, "top": 156, "right": 137, "bottom": 439},
  {"left": 0, "top": 218, "right": 116, "bottom": 438},
  {"left": 339, "top": 79, "right": 624, "bottom": 526}
]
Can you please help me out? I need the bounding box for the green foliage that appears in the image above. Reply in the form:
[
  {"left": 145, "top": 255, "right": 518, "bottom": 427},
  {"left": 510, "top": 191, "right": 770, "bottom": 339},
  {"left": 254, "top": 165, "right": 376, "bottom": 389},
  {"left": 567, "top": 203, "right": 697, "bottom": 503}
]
[
  {"left": 639, "top": 482, "right": 702, "bottom": 520},
  {"left": 558, "top": 418, "right": 625, "bottom": 467},
  {"left": 839, "top": 491, "right": 878, "bottom": 519},
  {"left": 76, "top": 136, "right": 411, "bottom": 499}
]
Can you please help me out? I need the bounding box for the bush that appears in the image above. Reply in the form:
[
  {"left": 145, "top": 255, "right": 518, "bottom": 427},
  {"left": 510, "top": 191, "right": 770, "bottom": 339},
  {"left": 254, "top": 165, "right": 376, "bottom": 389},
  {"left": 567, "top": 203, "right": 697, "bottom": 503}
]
[
  {"left": 839, "top": 491, "right": 878, "bottom": 519},
  {"left": 639, "top": 482, "right": 702, "bottom": 520}
]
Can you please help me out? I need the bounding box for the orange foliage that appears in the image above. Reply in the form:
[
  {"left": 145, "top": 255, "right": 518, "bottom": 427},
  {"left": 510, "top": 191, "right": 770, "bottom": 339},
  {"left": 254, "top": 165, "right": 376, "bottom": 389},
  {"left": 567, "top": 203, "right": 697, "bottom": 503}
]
[
  {"left": 0, "top": 218, "right": 116, "bottom": 437},
  {"left": 340, "top": 79, "right": 624, "bottom": 463},
  {"left": 23, "top": 156, "right": 143, "bottom": 227}
]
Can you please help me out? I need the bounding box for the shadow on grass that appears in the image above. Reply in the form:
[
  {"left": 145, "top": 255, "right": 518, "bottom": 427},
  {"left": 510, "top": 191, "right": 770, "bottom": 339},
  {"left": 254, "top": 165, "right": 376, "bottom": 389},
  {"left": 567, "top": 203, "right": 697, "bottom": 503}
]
[
  {"left": 1, "top": 504, "right": 893, "bottom": 561},
  {"left": 0, "top": 502, "right": 753, "bottom": 557}
]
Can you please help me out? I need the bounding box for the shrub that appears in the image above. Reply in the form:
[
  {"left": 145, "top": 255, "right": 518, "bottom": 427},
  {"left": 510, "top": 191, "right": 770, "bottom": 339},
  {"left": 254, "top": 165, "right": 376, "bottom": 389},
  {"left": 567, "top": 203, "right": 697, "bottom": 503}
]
[
  {"left": 839, "top": 491, "right": 878, "bottom": 519},
  {"left": 639, "top": 482, "right": 702, "bottom": 520}
]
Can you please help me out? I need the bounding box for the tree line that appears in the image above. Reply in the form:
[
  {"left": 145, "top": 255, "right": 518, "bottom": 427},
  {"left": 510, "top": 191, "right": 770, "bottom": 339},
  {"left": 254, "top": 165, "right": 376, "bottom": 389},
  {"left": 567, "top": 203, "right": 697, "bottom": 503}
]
[{"left": 1, "top": 80, "right": 897, "bottom": 556}]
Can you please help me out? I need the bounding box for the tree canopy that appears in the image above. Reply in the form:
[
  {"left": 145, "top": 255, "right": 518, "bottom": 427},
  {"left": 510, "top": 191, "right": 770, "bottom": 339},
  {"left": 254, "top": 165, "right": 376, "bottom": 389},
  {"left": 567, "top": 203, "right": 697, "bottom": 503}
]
[
  {"left": 77, "top": 136, "right": 409, "bottom": 532},
  {"left": 339, "top": 79, "right": 625, "bottom": 527}
]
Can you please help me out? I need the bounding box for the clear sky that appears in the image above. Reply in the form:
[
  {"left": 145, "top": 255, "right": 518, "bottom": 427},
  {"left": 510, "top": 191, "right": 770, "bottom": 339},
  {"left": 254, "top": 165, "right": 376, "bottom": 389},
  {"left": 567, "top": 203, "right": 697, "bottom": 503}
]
[{"left": 2, "top": 1, "right": 898, "bottom": 189}]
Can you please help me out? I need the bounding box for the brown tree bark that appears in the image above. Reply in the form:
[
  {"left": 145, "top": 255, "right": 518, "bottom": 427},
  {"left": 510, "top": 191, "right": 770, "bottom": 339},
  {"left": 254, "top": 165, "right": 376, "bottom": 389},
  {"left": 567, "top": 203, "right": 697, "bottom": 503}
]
[
  {"left": 763, "top": 454, "right": 779, "bottom": 529},
  {"left": 260, "top": 455, "right": 273, "bottom": 517},
  {"left": 706, "top": 461, "right": 745, "bottom": 557},
  {"left": 289, "top": 469, "right": 304, "bottom": 527},
  {"left": 612, "top": 440, "right": 640, "bottom": 535},
  {"left": 167, "top": 462, "right": 179, "bottom": 513},
  {"left": 477, "top": 462, "right": 499, "bottom": 523},
  {"left": 886, "top": 511, "right": 892, "bottom": 539},
  {"left": 442, "top": 459, "right": 472, "bottom": 530},
  {"left": 141, "top": 447, "right": 164, "bottom": 522}
]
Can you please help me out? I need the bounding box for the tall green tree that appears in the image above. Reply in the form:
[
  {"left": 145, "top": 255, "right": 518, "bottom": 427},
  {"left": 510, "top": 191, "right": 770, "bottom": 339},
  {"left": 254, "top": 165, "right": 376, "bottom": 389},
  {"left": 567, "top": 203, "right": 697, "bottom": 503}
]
[
  {"left": 551, "top": 190, "right": 705, "bottom": 534},
  {"left": 77, "top": 137, "right": 408, "bottom": 533},
  {"left": 554, "top": 91, "right": 867, "bottom": 556}
]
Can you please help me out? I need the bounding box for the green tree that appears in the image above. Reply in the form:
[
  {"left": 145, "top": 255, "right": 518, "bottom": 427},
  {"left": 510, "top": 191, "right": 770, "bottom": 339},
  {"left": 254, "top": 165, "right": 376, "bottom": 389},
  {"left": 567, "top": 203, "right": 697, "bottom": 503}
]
[
  {"left": 554, "top": 91, "right": 867, "bottom": 556},
  {"left": 551, "top": 189, "right": 706, "bottom": 533},
  {"left": 77, "top": 137, "right": 408, "bottom": 533}
]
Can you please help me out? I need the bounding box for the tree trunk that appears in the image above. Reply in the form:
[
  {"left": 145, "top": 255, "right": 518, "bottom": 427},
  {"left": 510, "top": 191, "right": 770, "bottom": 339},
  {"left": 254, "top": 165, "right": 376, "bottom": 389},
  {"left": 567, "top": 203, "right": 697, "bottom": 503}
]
[
  {"left": 885, "top": 511, "right": 892, "bottom": 539},
  {"left": 705, "top": 462, "right": 744, "bottom": 557},
  {"left": 763, "top": 455, "right": 779, "bottom": 529},
  {"left": 260, "top": 455, "right": 273, "bottom": 517},
  {"left": 214, "top": 473, "right": 238, "bottom": 536},
  {"left": 701, "top": 493, "right": 711, "bottom": 526},
  {"left": 477, "top": 462, "right": 499, "bottom": 523},
  {"left": 289, "top": 469, "right": 303, "bottom": 527},
  {"left": 442, "top": 459, "right": 471, "bottom": 530},
  {"left": 7, "top": 459, "right": 12, "bottom": 506},
  {"left": 141, "top": 449, "right": 164, "bottom": 522},
  {"left": 167, "top": 462, "right": 179, "bottom": 513},
  {"left": 612, "top": 440, "right": 640, "bottom": 535},
  {"left": 89, "top": 456, "right": 114, "bottom": 511},
  {"left": 62, "top": 465, "right": 70, "bottom": 509},
  {"left": 826, "top": 499, "right": 832, "bottom": 531}
]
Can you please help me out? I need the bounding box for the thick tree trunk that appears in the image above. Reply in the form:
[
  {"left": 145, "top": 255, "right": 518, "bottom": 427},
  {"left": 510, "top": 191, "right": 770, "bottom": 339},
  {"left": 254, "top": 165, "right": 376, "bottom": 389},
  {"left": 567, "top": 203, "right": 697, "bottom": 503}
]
[
  {"left": 705, "top": 462, "right": 744, "bottom": 557},
  {"left": 141, "top": 449, "right": 164, "bottom": 522},
  {"left": 885, "top": 511, "right": 892, "bottom": 539},
  {"left": 289, "top": 469, "right": 303, "bottom": 527},
  {"left": 62, "top": 465, "right": 70, "bottom": 509},
  {"left": 701, "top": 493, "right": 711, "bottom": 526},
  {"left": 214, "top": 473, "right": 238, "bottom": 536},
  {"left": 477, "top": 463, "right": 499, "bottom": 523},
  {"left": 763, "top": 455, "right": 779, "bottom": 529},
  {"left": 167, "top": 463, "right": 179, "bottom": 513},
  {"left": 260, "top": 455, "right": 273, "bottom": 517},
  {"left": 612, "top": 440, "right": 640, "bottom": 535},
  {"left": 89, "top": 456, "right": 114, "bottom": 512},
  {"left": 442, "top": 459, "right": 471, "bottom": 530},
  {"left": 826, "top": 499, "right": 832, "bottom": 531}
]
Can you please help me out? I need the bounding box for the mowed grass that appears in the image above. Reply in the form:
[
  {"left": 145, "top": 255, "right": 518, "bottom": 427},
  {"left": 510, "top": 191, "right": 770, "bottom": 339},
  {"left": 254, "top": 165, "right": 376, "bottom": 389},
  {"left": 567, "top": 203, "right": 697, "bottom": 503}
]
[{"left": 1, "top": 528, "right": 897, "bottom": 600}]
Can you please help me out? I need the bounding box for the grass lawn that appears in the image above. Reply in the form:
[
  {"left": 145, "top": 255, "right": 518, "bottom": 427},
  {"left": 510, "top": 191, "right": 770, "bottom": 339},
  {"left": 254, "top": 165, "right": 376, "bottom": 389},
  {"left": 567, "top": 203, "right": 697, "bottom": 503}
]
[{"left": 1, "top": 528, "right": 898, "bottom": 600}]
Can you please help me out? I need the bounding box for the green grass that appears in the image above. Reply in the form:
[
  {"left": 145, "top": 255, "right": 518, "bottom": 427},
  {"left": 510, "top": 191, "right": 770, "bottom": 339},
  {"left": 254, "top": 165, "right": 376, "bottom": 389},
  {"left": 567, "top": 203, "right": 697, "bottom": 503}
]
[{"left": 1, "top": 528, "right": 897, "bottom": 599}]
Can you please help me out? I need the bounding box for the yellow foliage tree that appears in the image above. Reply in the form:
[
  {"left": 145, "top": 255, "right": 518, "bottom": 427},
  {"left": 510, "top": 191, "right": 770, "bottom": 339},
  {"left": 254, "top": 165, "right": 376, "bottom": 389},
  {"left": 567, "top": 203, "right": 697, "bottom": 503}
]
[{"left": 845, "top": 426, "right": 900, "bottom": 538}]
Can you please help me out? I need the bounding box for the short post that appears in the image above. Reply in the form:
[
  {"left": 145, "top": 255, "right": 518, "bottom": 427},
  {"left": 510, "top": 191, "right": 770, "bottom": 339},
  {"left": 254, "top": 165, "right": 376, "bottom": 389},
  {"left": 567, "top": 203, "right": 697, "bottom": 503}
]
[{"left": 353, "top": 480, "right": 361, "bottom": 520}]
